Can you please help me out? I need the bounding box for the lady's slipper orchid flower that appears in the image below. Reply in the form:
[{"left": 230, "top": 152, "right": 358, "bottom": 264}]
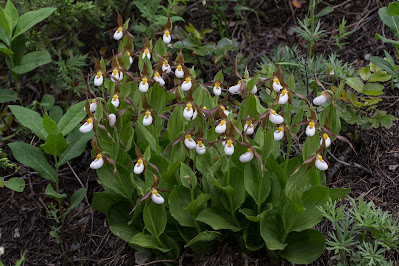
[
  {"left": 142, "top": 48, "right": 151, "bottom": 60},
  {"left": 184, "top": 134, "right": 197, "bottom": 149},
  {"left": 90, "top": 154, "right": 104, "bottom": 169},
  {"left": 111, "top": 68, "right": 123, "bottom": 82},
  {"left": 273, "top": 77, "right": 283, "bottom": 92},
  {"left": 251, "top": 84, "right": 257, "bottom": 94},
  {"left": 128, "top": 51, "right": 133, "bottom": 65},
  {"left": 134, "top": 158, "right": 145, "bottom": 174},
  {"left": 175, "top": 64, "right": 184, "bottom": 78},
  {"left": 151, "top": 189, "right": 165, "bottom": 204},
  {"left": 228, "top": 81, "right": 241, "bottom": 94},
  {"left": 306, "top": 122, "right": 316, "bottom": 137},
  {"left": 213, "top": 81, "right": 221, "bottom": 96},
  {"left": 183, "top": 103, "right": 194, "bottom": 120},
  {"left": 224, "top": 139, "right": 234, "bottom": 155},
  {"left": 143, "top": 110, "right": 153, "bottom": 126},
  {"left": 243, "top": 120, "right": 254, "bottom": 135},
  {"left": 192, "top": 109, "right": 198, "bottom": 121},
  {"left": 215, "top": 120, "right": 227, "bottom": 134},
  {"left": 274, "top": 126, "right": 285, "bottom": 141},
  {"left": 153, "top": 72, "right": 165, "bottom": 86},
  {"left": 139, "top": 77, "right": 149, "bottom": 93},
  {"left": 113, "top": 27, "right": 123, "bottom": 40},
  {"left": 315, "top": 155, "right": 328, "bottom": 170},
  {"left": 84, "top": 99, "right": 97, "bottom": 113},
  {"left": 162, "top": 60, "right": 171, "bottom": 73},
  {"left": 111, "top": 94, "right": 120, "bottom": 108},
  {"left": 79, "top": 118, "right": 93, "bottom": 133},
  {"left": 278, "top": 89, "right": 289, "bottom": 104},
  {"left": 320, "top": 133, "right": 331, "bottom": 148},
  {"left": 220, "top": 106, "right": 229, "bottom": 116},
  {"left": 108, "top": 114, "right": 116, "bottom": 127},
  {"left": 195, "top": 140, "right": 206, "bottom": 155},
  {"left": 94, "top": 71, "right": 103, "bottom": 86},
  {"left": 181, "top": 77, "right": 192, "bottom": 91},
  {"left": 163, "top": 30, "right": 171, "bottom": 44},
  {"left": 313, "top": 91, "right": 327, "bottom": 105},
  {"left": 239, "top": 148, "right": 254, "bottom": 162},
  {"left": 269, "top": 109, "right": 284, "bottom": 124}
]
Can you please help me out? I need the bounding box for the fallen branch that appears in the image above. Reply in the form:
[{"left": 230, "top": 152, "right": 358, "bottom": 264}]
[{"left": 328, "top": 150, "right": 372, "bottom": 175}]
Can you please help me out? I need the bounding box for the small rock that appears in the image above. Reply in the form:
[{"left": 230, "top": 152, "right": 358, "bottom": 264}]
[
  {"left": 135, "top": 250, "right": 151, "bottom": 264},
  {"left": 388, "top": 164, "right": 398, "bottom": 171},
  {"left": 287, "top": 28, "right": 295, "bottom": 36},
  {"left": 13, "top": 228, "right": 20, "bottom": 238},
  {"left": 364, "top": 53, "right": 371, "bottom": 60}
]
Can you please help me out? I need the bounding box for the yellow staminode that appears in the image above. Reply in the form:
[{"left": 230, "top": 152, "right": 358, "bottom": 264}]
[
  {"left": 186, "top": 103, "right": 192, "bottom": 110},
  {"left": 323, "top": 133, "right": 328, "bottom": 140},
  {"left": 274, "top": 77, "right": 279, "bottom": 84},
  {"left": 127, "top": 51, "right": 130, "bottom": 56},
  {"left": 92, "top": 99, "right": 96, "bottom": 103},
  {"left": 177, "top": 64, "right": 182, "bottom": 71},
  {"left": 215, "top": 82, "right": 220, "bottom": 89},
  {"left": 96, "top": 71, "right": 101, "bottom": 78},
  {"left": 164, "top": 60, "right": 168, "bottom": 67},
  {"left": 203, "top": 106, "right": 207, "bottom": 110},
  {"left": 117, "top": 27, "right": 122, "bottom": 33},
  {"left": 321, "top": 91, "right": 325, "bottom": 95},
  {"left": 87, "top": 118, "right": 92, "bottom": 124},
  {"left": 227, "top": 139, "right": 232, "bottom": 148},
  {"left": 185, "top": 134, "right": 191, "bottom": 140},
  {"left": 144, "top": 48, "right": 149, "bottom": 55},
  {"left": 153, "top": 189, "right": 158, "bottom": 196},
  {"left": 282, "top": 89, "right": 287, "bottom": 96},
  {"left": 220, "top": 120, "right": 225, "bottom": 125},
  {"left": 113, "top": 69, "right": 118, "bottom": 76},
  {"left": 247, "top": 148, "right": 251, "bottom": 152},
  {"left": 185, "top": 77, "right": 191, "bottom": 83},
  {"left": 113, "top": 95, "right": 118, "bottom": 101},
  {"left": 145, "top": 110, "right": 151, "bottom": 118},
  {"left": 309, "top": 122, "right": 315, "bottom": 128},
  {"left": 278, "top": 126, "right": 284, "bottom": 132},
  {"left": 165, "top": 30, "right": 169, "bottom": 37},
  {"left": 96, "top": 154, "right": 101, "bottom": 160},
  {"left": 221, "top": 106, "right": 226, "bottom": 111},
  {"left": 317, "top": 155, "right": 323, "bottom": 161},
  {"left": 155, "top": 72, "right": 160, "bottom": 78},
  {"left": 198, "top": 140, "right": 203, "bottom": 147},
  {"left": 271, "top": 109, "right": 276, "bottom": 115},
  {"left": 138, "top": 159, "right": 143, "bottom": 166},
  {"left": 238, "top": 80, "right": 241, "bottom": 85},
  {"left": 246, "top": 120, "right": 252, "bottom": 125},
  {"left": 142, "top": 77, "right": 147, "bottom": 85}
]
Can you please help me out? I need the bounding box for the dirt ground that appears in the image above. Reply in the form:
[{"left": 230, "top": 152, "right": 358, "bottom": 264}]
[{"left": 1, "top": 0, "right": 398, "bottom": 265}]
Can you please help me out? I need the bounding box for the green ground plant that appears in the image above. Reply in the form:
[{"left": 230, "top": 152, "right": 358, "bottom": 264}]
[{"left": 318, "top": 197, "right": 398, "bottom": 266}]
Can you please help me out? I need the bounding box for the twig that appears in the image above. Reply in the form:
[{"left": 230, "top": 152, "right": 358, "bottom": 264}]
[
  {"left": 328, "top": 150, "right": 373, "bottom": 175},
  {"left": 136, "top": 259, "right": 177, "bottom": 266}
]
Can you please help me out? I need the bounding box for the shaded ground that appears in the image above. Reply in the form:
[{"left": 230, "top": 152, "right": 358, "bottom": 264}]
[{"left": 1, "top": 0, "right": 398, "bottom": 265}]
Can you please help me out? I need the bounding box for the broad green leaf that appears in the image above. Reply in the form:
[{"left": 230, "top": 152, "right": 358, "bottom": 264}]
[
  {"left": 284, "top": 180, "right": 305, "bottom": 213},
  {"left": 49, "top": 105, "right": 63, "bottom": 122},
  {"left": 153, "top": 38, "right": 166, "bottom": 62},
  {"left": 9, "top": 105, "right": 47, "bottom": 140},
  {"left": 388, "top": 2, "right": 399, "bottom": 16},
  {"left": 196, "top": 208, "right": 241, "bottom": 232},
  {"left": 280, "top": 229, "right": 325, "bottom": 264},
  {"left": 184, "top": 231, "right": 221, "bottom": 248},
  {"left": 370, "top": 56, "right": 399, "bottom": 80},
  {"left": 239, "top": 208, "right": 269, "bottom": 223},
  {"left": 5, "top": 0, "right": 18, "bottom": 32},
  {"left": 345, "top": 77, "right": 364, "bottom": 93},
  {"left": 359, "top": 67, "right": 371, "bottom": 81},
  {"left": 40, "top": 133, "right": 69, "bottom": 157},
  {"left": 4, "top": 177, "right": 25, "bottom": 192},
  {"left": 41, "top": 94, "right": 55, "bottom": 111},
  {"left": 107, "top": 200, "right": 138, "bottom": 242},
  {"left": 375, "top": 33, "right": 399, "bottom": 51},
  {"left": 315, "top": 6, "right": 333, "bottom": 17},
  {"left": 329, "top": 188, "right": 350, "bottom": 201},
  {"left": 265, "top": 154, "right": 287, "bottom": 187},
  {"left": 368, "top": 71, "right": 392, "bottom": 82},
  {"left": 130, "top": 232, "right": 170, "bottom": 252},
  {"left": 136, "top": 122, "right": 158, "bottom": 153},
  {"left": 13, "top": 7, "right": 56, "bottom": 39},
  {"left": 378, "top": 7, "right": 399, "bottom": 37},
  {"left": 168, "top": 185, "right": 196, "bottom": 227},
  {"left": 363, "top": 83, "right": 384, "bottom": 96},
  {"left": 302, "top": 133, "right": 319, "bottom": 161},
  {"left": 260, "top": 209, "right": 287, "bottom": 250},
  {"left": 45, "top": 183, "right": 66, "bottom": 199},
  {"left": 65, "top": 188, "right": 86, "bottom": 215},
  {"left": 180, "top": 162, "right": 197, "bottom": 190},
  {"left": 143, "top": 203, "right": 167, "bottom": 237},
  {"left": 291, "top": 186, "right": 329, "bottom": 232},
  {"left": 43, "top": 113, "right": 57, "bottom": 135},
  {"left": 57, "top": 101, "right": 86, "bottom": 136},
  {"left": 0, "top": 26, "right": 10, "bottom": 46},
  {"left": 0, "top": 8, "right": 10, "bottom": 36},
  {"left": 58, "top": 127, "right": 93, "bottom": 166},
  {"left": 92, "top": 192, "right": 123, "bottom": 214},
  {"left": 214, "top": 69, "right": 224, "bottom": 82},
  {"left": 12, "top": 50, "right": 52, "bottom": 74},
  {"left": 244, "top": 161, "right": 271, "bottom": 206},
  {"left": 184, "top": 193, "right": 211, "bottom": 215},
  {"left": 0, "top": 89, "right": 18, "bottom": 103},
  {"left": 0, "top": 42, "right": 13, "bottom": 55},
  {"left": 8, "top": 142, "right": 56, "bottom": 181}
]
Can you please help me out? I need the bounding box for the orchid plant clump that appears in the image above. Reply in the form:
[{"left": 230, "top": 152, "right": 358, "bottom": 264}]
[{"left": 85, "top": 14, "right": 354, "bottom": 264}]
